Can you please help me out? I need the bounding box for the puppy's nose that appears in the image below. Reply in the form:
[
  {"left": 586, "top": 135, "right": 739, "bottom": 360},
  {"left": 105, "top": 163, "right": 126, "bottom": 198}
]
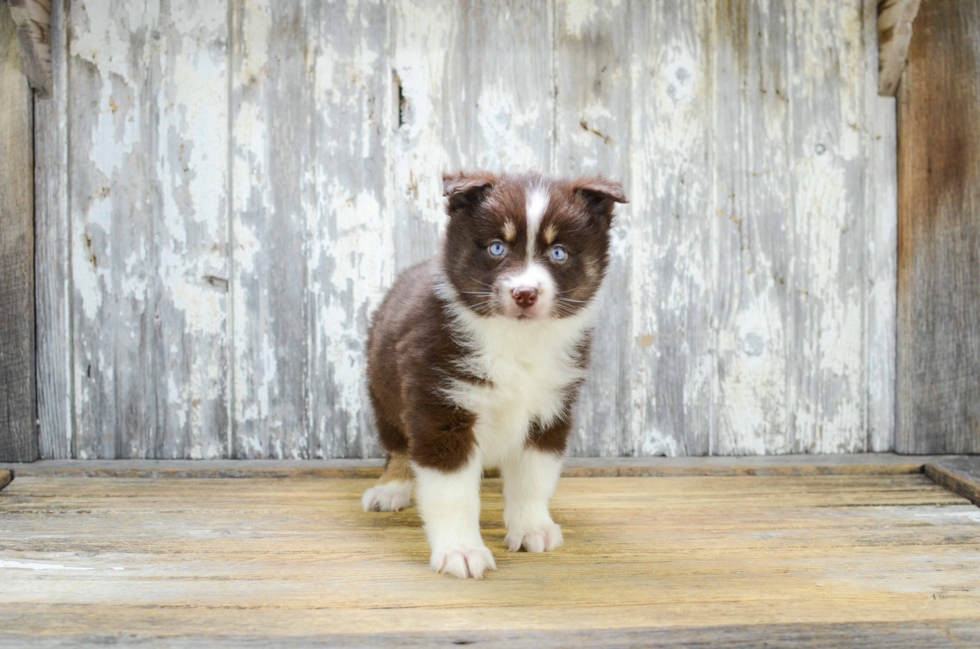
[{"left": 512, "top": 286, "right": 538, "bottom": 309}]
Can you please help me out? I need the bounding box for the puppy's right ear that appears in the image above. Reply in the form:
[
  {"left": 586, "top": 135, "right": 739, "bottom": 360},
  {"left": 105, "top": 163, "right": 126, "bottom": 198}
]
[{"left": 443, "top": 172, "right": 494, "bottom": 212}]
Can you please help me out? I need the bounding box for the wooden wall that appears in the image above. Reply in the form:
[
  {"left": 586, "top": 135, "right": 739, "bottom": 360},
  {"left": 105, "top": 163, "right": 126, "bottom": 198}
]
[
  {"left": 896, "top": 0, "right": 980, "bottom": 453},
  {"left": 34, "top": 0, "right": 898, "bottom": 459},
  {"left": 1, "top": 2, "right": 37, "bottom": 463}
]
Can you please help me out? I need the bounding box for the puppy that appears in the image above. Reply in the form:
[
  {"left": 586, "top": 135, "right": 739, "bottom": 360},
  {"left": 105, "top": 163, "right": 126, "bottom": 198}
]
[{"left": 362, "top": 171, "right": 627, "bottom": 578}]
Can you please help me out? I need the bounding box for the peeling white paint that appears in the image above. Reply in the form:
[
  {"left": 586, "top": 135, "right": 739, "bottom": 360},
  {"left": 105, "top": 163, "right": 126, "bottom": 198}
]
[{"left": 59, "top": 0, "right": 896, "bottom": 459}]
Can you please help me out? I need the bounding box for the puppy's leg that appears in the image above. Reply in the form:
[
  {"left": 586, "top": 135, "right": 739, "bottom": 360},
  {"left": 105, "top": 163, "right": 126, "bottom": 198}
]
[
  {"left": 362, "top": 451, "right": 414, "bottom": 512},
  {"left": 501, "top": 449, "right": 564, "bottom": 552},
  {"left": 414, "top": 458, "right": 496, "bottom": 579}
]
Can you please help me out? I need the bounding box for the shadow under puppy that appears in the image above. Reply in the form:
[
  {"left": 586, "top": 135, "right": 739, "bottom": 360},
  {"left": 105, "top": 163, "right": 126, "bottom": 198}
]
[{"left": 363, "top": 171, "right": 627, "bottom": 578}]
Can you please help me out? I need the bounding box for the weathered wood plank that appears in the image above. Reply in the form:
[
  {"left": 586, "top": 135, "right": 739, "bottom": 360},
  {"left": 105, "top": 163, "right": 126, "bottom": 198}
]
[
  {"left": 0, "top": 474, "right": 977, "bottom": 641},
  {"left": 877, "top": 0, "right": 921, "bottom": 97},
  {"left": 713, "top": 1, "right": 893, "bottom": 455},
  {"left": 307, "top": 0, "right": 392, "bottom": 459},
  {"left": 712, "top": 0, "right": 794, "bottom": 454},
  {"left": 69, "top": 0, "right": 230, "bottom": 458},
  {"left": 864, "top": 0, "right": 899, "bottom": 452},
  {"left": 925, "top": 457, "right": 980, "bottom": 507},
  {"left": 554, "top": 1, "right": 631, "bottom": 457},
  {"left": 6, "top": 621, "right": 977, "bottom": 649},
  {"left": 0, "top": 470, "right": 11, "bottom": 491},
  {"left": 0, "top": 2, "right": 37, "bottom": 463},
  {"left": 628, "top": 1, "right": 714, "bottom": 456},
  {"left": 388, "top": 0, "right": 456, "bottom": 272},
  {"left": 34, "top": 0, "right": 70, "bottom": 459},
  {"left": 896, "top": 0, "right": 980, "bottom": 454},
  {"left": 0, "top": 453, "right": 938, "bottom": 478},
  {"left": 787, "top": 0, "right": 870, "bottom": 453},
  {"left": 230, "top": 0, "right": 313, "bottom": 458},
  {"left": 7, "top": 0, "right": 51, "bottom": 98},
  {"left": 440, "top": 0, "right": 554, "bottom": 172}
]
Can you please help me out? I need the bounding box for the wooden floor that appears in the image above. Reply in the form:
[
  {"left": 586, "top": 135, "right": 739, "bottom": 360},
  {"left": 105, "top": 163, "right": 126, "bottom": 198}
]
[{"left": 2, "top": 460, "right": 980, "bottom": 647}]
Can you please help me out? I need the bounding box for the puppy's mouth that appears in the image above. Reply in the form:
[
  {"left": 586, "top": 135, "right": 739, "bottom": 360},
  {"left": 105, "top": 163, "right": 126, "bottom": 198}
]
[{"left": 513, "top": 307, "right": 547, "bottom": 321}]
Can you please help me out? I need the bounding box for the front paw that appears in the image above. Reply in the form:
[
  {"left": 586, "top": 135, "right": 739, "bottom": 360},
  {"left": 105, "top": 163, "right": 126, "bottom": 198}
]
[
  {"left": 362, "top": 481, "right": 412, "bottom": 512},
  {"left": 430, "top": 545, "right": 497, "bottom": 579},
  {"left": 505, "top": 523, "right": 563, "bottom": 553}
]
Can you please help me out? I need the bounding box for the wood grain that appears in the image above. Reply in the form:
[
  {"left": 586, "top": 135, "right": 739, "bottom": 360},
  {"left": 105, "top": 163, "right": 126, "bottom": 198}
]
[
  {"left": 68, "top": 0, "right": 230, "bottom": 459},
  {"left": 713, "top": 0, "right": 794, "bottom": 454},
  {"left": 5, "top": 621, "right": 975, "bottom": 649},
  {"left": 925, "top": 457, "right": 980, "bottom": 507},
  {"left": 877, "top": 0, "right": 921, "bottom": 97},
  {"left": 7, "top": 0, "right": 52, "bottom": 98},
  {"left": 1, "top": 473, "right": 978, "bottom": 643},
  {"left": 307, "top": 0, "right": 392, "bottom": 459},
  {"left": 553, "top": 0, "right": 631, "bottom": 456},
  {"left": 33, "top": 0, "right": 898, "bottom": 458},
  {"left": 34, "top": 0, "right": 70, "bottom": 459},
  {"left": 0, "top": 2, "right": 37, "bottom": 463},
  {"left": 864, "top": 0, "right": 899, "bottom": 453},
  {"left": 788, "top": 0, "right": 870, "bottom": 453},
  {"left": 230, "top": 0, "right": 313, "bottom": 458},
  {"left": 628, "top": 1, "right": 714, "bottom": 456},
  {"left": 0, "top": 453, "right": 939, "bottom": 479},
  {"left": 712, "top": 0, "right": 895, "bottom": 455},
  {"left": 896, "top": 0, "right": 980, "bottom": 454}
]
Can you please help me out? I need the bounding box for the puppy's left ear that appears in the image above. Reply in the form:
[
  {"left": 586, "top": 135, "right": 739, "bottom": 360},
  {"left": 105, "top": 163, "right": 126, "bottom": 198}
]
[{"left": 572, "top": 177, "right": 628, "bottom": 229}]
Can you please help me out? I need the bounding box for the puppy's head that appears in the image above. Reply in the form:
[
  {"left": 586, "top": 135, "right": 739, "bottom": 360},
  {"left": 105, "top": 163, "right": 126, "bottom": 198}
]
[{"left": 441, "top": 171, "right": 627, "bottom": 321}]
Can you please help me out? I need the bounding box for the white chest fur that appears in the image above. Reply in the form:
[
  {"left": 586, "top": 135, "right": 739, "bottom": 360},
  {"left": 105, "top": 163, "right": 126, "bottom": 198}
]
[{"left": 443, "top": 305, "right": 595, "bottom": 468}]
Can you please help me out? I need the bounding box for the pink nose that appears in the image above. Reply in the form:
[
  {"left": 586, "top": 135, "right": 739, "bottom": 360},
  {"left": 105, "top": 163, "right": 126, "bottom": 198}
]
[{"left": 512, "top": 286, "right": 538, "bottom": 309}]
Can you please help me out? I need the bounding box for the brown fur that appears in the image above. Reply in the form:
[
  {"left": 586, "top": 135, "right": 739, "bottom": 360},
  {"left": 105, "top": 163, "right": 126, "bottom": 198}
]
[{"left": 377, "top": 451, "right": 414, "bottom": 485}]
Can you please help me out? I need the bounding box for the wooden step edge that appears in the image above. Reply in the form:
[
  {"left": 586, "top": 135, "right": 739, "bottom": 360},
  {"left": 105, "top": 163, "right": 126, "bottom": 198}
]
[
  {"left": 0, "top": 454, "right": 940, "bottom": 480},
  {"left": 0, "top": 470, "right": 11, "bottom": 491},
  {"left": 924, "top": 458, "right": 980, "bottom": 506}
]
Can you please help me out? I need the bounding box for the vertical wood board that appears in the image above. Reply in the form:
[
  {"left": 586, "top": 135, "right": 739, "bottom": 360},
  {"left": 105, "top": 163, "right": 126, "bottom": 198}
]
[
  {"left": 0, "top": 2, "right": 38, "bottom": 463},
  {"left": 231, "top": 0, "right": 313, "bottom": 458},
  {"left": 896, "top": 0, "right": 980, "bottom": 454},
  {"left": 628, "top": 1, "right": 715, "bottom": 457},
  {"left": 864, "top": 0, "right": 898, "bottom": 453},
  {"left": 68, "top": 0, "right": 230, "bottom": 459},
  {"left": 307, "top": 0, "right": 392, "bottom": 459},
  {"left": 554, "top": 0, "right": 632, "bottom": 456},
  {"left": 712, "top": 0, "right": 795, "bottom": 455},
  {"left": 34, "top": 0, "right": 71, "bottom": 459}
]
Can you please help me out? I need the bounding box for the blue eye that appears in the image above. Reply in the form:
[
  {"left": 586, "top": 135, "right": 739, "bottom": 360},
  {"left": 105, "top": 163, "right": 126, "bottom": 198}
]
[
  {"left": 550, "top": 246, "right": 568, "bottom": 262},
  {"left": 489, "top": 242, "right": 506, "bottom": 257}
]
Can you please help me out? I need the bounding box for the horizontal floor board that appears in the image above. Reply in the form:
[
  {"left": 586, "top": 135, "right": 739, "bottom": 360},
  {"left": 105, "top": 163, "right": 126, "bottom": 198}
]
[
  {"left": 0, "top": 453, "right": 959, "bottom": 479},
  {"left": 2, "top": 471, "right": 980, "bottom": 643}
]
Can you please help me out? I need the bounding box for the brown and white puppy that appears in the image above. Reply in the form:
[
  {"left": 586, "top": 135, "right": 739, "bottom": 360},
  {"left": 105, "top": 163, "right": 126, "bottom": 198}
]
[{"left": 363, "top": 171, "right": 627, "bottom": 578}]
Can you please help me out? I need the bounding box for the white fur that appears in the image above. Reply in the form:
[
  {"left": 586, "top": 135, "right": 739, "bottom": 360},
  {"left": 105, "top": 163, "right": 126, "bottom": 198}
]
[
  {"left": 501, "top": 449, "right": 564, "bottom": 552},
  {"left": 414, "top": 458, "right": 496, "bottom": 579},
  {"left": 420, "top": 269, "right": 595, "bottom": 577},
  {"left": 500, "top": 262, "right": 556, "bottom": 317},
  {"left": 524, "top": 187, "right": 550, "bottom": 256},
  {"left": 437, "top": 282, "right": 596, "bottom": 468},
  {"left": 361, "top": 480, "right": 413, "bottom": 512}
]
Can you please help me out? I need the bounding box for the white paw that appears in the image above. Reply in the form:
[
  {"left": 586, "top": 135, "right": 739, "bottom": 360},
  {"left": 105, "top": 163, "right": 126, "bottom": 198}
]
[
  {"left": 362, "top": 481, "right": 413, "bottom": 512},
  {"left": 505, "top": 523, "right": 563, "bottom": 552},
  {"left": 430, "top": 545, "right": 497, "bottom": 579}
]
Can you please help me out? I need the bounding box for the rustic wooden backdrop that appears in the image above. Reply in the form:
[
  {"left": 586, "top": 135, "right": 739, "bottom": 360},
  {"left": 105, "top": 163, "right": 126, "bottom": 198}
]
[{"left": 34, "top": 0, "right": 898, "bottom": 459}]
